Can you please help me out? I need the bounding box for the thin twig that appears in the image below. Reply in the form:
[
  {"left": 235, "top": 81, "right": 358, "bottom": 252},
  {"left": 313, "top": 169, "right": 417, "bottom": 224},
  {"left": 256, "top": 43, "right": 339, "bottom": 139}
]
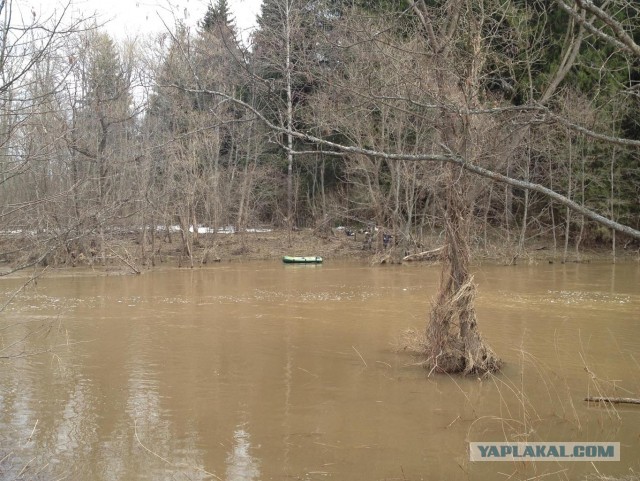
[
  {"left": 16, "top": 456, "right": 36, "bottom": 478},
  {"left": 0, "top": 267, "right": 49, "bottom": 313},
  {"left": 446, "top": 415, "right": 460, "bottom": 428},
  {"left": 134, "top": 419, "right": 223, "bottom": 480},
  {"left": 23, "top": 419, "right": 38, "bottom": 447},
  {"left": 352, "top": 346, "right": 367, "bottom": 367}
]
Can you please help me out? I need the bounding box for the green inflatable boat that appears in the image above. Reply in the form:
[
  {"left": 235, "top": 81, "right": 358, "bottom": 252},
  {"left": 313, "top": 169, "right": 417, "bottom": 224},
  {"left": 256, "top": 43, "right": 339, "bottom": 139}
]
[{"left": 282, "top": 256, "right": 323, "bottom": 264}]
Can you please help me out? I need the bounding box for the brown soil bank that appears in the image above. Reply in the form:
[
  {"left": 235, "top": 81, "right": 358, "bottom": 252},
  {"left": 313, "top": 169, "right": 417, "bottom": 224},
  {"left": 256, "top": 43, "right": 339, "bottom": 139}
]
[
  {"left": 1, "top": 228, "right": 638, "bottom": 274},
  {"left": 107, "top": 228, "right": 640, "bottom": 266}
]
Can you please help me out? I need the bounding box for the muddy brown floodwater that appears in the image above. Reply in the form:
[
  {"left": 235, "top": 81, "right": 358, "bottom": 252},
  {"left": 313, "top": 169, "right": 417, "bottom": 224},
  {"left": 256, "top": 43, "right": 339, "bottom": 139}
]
[{"left": 0, "top": 261, "right": 639, "bottom": 480}]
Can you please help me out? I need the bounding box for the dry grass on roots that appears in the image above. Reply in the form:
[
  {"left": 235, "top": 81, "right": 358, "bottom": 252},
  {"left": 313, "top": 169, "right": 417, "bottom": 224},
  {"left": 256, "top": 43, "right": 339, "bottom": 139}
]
[
  {"left": 397, "top": 327, "right": 428, "bottom": 358},
  {"left": 425, "top": 277, "right": 501, "bottom": 375},
  {"left": 399, "top": 277, "right": 501, "bottom": 375}
]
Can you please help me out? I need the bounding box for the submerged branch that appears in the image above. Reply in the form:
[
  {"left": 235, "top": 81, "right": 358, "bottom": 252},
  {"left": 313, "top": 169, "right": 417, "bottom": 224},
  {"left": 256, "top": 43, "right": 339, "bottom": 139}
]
[{"left": 585, "top": 397, "right": 640, "bottom": 405}]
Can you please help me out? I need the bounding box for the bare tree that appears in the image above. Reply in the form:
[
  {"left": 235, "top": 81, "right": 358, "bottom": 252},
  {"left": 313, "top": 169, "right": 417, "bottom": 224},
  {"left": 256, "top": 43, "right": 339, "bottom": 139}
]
[
  {"left": 186, "top": 0, "right": 640, "bottom": 375},
  {"left": 0, "top": 1, "right": 95, "bottom": 273}
]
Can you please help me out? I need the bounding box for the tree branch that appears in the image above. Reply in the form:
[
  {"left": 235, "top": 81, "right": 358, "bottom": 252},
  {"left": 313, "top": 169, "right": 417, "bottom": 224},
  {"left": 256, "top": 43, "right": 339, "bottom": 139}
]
[
  {"left": 554, "top": 0, "right": 634, "bottom": 55},
  {"left": 180, "top": 86, "right": 640, "bottom": 241},
  {"left": 544, "top": 109, "right": 640, "bottom": 148},
  {"left": 574, "top": 0, "right": 640, "bottom": 58},
  {"left": 408, "top": 0, "right": 439, "bottom": 54}
]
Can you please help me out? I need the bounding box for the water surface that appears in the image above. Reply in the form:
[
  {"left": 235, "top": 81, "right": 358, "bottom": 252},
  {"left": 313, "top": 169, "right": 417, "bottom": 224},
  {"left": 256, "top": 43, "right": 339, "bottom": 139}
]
[{"left": 1, "top": 261, "right": 639, "bottom": 480}]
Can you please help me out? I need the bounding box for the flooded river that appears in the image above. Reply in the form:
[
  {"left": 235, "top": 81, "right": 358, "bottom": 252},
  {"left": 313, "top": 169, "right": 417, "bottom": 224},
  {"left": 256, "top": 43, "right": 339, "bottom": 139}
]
[{"left": 1, "top": 261, "right": 639, "bottom": 480}]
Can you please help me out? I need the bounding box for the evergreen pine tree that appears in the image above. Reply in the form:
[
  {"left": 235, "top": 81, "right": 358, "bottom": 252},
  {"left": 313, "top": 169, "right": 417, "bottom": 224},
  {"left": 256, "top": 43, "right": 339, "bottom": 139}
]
[{"left": 200, "top": 0, "right": 234, "bottom": 32}]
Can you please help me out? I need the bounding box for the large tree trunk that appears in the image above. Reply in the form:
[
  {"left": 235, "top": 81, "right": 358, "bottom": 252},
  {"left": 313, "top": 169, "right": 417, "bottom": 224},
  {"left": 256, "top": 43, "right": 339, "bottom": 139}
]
[
  {"left": 417, "top": 5, "right": 501, "bottom": 374},
  {"left": 284, "top": 0, "right": 295, "bottom": 240},
  {"left": 424, "top": 166, "right": 501, "bottom": 375}
]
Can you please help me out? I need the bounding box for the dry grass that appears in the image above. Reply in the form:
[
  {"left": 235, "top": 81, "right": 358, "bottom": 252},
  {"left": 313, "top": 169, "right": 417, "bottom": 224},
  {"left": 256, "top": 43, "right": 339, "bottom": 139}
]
[
  {"left": 585, "top": 476, "right": 640, "bottom": 481},
  {"left": 393, "top": 333, "right": 638, "bottom": 480},
  {"left": 396, "top": 327, "right": 428, "bottom": 358}
]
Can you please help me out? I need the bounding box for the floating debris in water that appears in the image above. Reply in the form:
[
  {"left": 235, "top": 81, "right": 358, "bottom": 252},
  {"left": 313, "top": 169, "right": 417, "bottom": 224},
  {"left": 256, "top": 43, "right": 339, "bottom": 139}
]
[{"left": 546, "top": 290, "right": 631, "bottom": 305}]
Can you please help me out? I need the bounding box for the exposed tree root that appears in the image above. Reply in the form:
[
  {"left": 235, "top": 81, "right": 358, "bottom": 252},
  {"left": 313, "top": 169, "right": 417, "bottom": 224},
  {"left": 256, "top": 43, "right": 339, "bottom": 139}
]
[
  {"left": 421, "top": 169, "right": 502, "bottom": 375},
  {"left": 424, "top": 277, "right": 501, "bottom": 375}
]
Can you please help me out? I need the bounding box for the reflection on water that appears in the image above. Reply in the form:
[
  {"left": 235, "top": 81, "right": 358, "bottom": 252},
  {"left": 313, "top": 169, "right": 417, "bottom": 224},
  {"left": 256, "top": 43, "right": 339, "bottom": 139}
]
[
  {"left": 226, "top": 425, "right": 260, "bottom": 481},
  {"left": 0, "top": 261, "right": 638, "bottom": 480}
]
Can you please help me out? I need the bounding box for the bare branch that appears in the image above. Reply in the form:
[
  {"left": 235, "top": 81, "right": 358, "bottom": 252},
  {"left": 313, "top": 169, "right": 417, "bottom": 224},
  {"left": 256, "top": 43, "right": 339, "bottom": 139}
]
[
  {"left": 554, "top": 0, "right": 634, "bottom": 55},
  {"left": 408, "top": 0, "right": 439, "bottom": 54},
  {"left": 575, "top": 0, "right": 640, "bottom": 58},
  {"left": 544, "top": 109, "right": 640, "bottom": 148},
  {"left": 183, "top": 86, "right": 640, "bottom": 241}
]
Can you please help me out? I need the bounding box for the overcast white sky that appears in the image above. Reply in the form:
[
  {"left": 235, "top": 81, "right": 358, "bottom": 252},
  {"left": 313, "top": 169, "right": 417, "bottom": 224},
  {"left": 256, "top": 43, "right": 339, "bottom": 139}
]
[{"left": 18, "top": 0, "right": 263, "bottom": 43}]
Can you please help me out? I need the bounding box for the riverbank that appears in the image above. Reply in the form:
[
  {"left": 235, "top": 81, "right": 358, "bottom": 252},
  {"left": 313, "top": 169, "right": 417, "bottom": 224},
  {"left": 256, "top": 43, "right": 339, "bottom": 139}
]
[
  {"left": 111, "top": 227, "right": 640, "bottom": 266},
  {"left": 1, "top": 227, "right": 638, "bottom": 275}
]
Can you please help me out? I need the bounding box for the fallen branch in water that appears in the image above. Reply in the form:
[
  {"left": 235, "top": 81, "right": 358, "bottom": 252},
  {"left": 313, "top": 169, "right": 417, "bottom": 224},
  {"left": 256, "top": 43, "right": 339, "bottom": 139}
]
[
  {"left": 109, "top": 247, "right": 141, "bottom": 274},
  {"left": 403, "top": 247, "right": 444, "bottom": 262},
  {"left": 585, "top": 396, "right": 640, "bottom": 405}
]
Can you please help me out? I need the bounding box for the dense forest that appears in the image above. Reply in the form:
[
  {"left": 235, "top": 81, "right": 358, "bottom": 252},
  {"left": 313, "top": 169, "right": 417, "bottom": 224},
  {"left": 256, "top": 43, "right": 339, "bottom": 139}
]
[{"left": 1, "top": 0, "right": 639, "bottom": 273}]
